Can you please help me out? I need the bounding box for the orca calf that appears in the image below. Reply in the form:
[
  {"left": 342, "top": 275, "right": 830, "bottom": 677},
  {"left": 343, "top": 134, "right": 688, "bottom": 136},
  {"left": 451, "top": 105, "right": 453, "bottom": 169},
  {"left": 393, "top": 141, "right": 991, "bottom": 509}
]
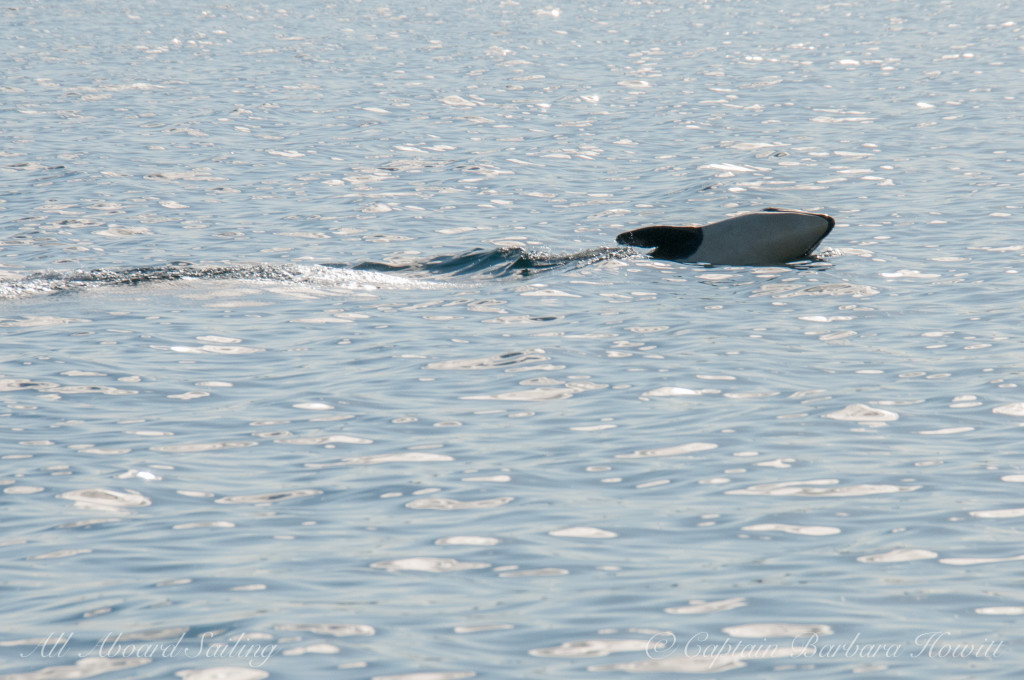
[{"left": 615, "top": 208, "right": 835, "bottom": 265}]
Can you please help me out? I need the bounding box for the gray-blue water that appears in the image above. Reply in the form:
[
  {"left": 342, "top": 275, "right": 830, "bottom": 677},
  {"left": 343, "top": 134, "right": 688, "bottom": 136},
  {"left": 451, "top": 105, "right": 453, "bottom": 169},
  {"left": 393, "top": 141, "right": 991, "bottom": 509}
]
[{"left": 2, "top": 0, "right": 1023, "bottom": 678}]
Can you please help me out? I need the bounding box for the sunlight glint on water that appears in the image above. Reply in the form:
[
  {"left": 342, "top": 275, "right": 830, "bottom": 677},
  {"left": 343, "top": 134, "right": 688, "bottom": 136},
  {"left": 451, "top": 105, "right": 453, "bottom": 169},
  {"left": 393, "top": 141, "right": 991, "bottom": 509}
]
[{"left": 2, "top": 0, "right": 1023, "bottom": 678}]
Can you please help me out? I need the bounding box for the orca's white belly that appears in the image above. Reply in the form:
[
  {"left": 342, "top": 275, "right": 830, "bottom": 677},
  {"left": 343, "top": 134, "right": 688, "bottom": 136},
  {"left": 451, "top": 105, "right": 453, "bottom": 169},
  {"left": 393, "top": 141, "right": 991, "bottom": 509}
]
[{"left": 690, "top": 211, "right": 834, "bottom": 265}]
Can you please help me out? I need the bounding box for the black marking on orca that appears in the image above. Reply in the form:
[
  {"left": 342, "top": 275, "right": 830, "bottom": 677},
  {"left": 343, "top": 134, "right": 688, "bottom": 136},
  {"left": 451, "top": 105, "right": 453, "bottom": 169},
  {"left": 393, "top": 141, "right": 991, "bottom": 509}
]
[{"left": 615, "top": 225, "right": 703, "bottom": 260}]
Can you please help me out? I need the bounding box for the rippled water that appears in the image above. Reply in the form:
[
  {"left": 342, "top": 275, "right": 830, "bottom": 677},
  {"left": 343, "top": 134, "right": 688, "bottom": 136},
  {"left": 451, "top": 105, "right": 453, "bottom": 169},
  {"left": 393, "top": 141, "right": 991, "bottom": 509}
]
[{"left": 3, "top": 0, "right": 1023, "bottom": 678}]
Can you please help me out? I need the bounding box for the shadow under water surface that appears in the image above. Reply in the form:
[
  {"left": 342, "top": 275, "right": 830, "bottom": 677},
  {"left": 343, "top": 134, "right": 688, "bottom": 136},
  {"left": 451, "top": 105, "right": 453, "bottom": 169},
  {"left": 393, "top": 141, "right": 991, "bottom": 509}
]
[{"left": 347, "top": 245, "right": 628, "bottom": 278}]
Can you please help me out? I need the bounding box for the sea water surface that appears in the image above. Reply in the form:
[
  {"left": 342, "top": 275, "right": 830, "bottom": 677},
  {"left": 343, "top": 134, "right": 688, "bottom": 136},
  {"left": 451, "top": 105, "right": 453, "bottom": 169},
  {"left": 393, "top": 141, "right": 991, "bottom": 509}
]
[{"left": 2, "top": 0, "right": 1024, "bottom": 678}]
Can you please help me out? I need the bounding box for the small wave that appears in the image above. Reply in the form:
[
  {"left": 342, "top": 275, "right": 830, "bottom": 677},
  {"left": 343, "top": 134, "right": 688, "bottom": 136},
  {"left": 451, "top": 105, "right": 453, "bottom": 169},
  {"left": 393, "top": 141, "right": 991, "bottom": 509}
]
[
  {"left": 0, "top": 262, "right": 439, "bottom": 300},
  {"left": 349, "top": 246, "right": 628, "bottom": 279},
  {"left": 0, "top": 247, "right": 622, "bottom": 300}
]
